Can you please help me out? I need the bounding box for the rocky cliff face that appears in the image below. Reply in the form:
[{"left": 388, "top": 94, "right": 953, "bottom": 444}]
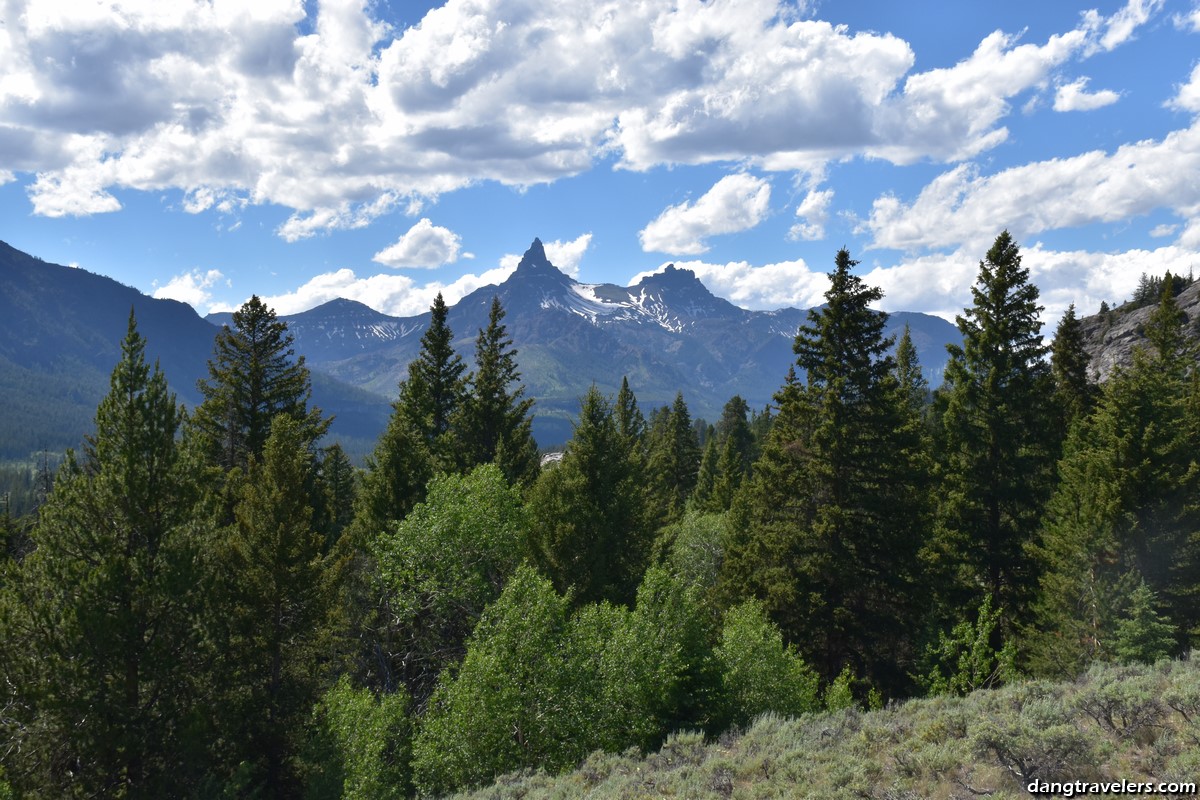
[{"left": 1079, "top": 279, "right": 1200, "bottom": 380}]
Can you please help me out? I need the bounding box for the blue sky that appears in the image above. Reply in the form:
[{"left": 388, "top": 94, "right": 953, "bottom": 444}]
[{"left": 2, "top": 0, "right": 1199, "bottom": 323}]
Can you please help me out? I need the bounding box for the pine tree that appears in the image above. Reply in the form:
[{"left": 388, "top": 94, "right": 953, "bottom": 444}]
[
  {"left": 456, "top": 297, "right": 539, "bottom": 487},
  {"left": 528, "top": 386, "right": 652, "bottom": 606},
  {"left": 313, "top": 443, "right": 357, "bottom": 551},
  {"left": 934, "top": 231, "right": 1054, "bottom": 634},
  {"left": 1114, "top": 582, "right": 1176, "bottom": 665},
  {"left": 614, "top": 376, "right": 646, "bottom": 454},
  {"left": 1030, "top": 280, "right": 1200, "bottom": 670},
  {"left": 690, "top": 435, "right": 720, "bottom": 513},
  {"left": 192, "top": 295, "right": 330, "bottom": 472},
  {"left": 0, "top": 313, "right": 210, "bottom": 797},
  {"left": 398, "top": 293, "right": 466, "bottom": 470},
  {"left": 722, "top": 250, "right": 927, "bottom": 692},
  {"left": 1050, "top": 304, "right": 1096, "bottom": 433},
  {"left": 645, "top": 393, "right": 702, "bottom": 525},
  {"left": 213, "top": 415, "right": 341, "bottom": 797}
]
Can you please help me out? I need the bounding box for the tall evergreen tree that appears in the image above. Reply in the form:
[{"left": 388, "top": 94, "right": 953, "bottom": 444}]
[
  {"left": 934, "top": 231, "right": 1054, "bottom": 633},
  {"left": 1050, "top": 304, "right": 1096, "bottom": 433},
  {"left": 722, "top": 250, "right": 928, "bottom": 692},
  {"left": 192, "top": 296, "right": 330, "bottom": 471},
  {"left": 0, "top": 314, "right": 210, "bottom": 797},
  {"left": 528, "top": 387, "right": 652, "bottom": 606},
  {"left": 614, "top": 376, "right": 646, "bottom": 454},
  {"left": 645, "top": 392, "right": 702, "bottom": 525},
  {"left": 398, "top": 293, "right": 466, "bottom": 470},
  {"left": 456, "top": 297, "right": 539, "bottom": 486},
  {"left": 213, "top": 415, "right": 342, "bottom": 798},
  {"left": 1029, "top": 280, "right": 1200, "bottom": 672}
]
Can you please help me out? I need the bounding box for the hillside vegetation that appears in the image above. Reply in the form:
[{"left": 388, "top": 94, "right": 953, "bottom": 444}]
[{"left": 450, "top": 658, "right": 1200, "bottom": 800}]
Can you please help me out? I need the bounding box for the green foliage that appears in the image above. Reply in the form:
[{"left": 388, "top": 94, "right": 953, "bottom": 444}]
[
  {"left": 1115, "top": 583, "right": 1176, "bottom": 665},
  {"left": 645, "top": 393, "right": 702, "bottom": 525},
  {"left": 1030, "top": 282, "right": 1198, "bottom": 673},
  {"left": 528, "top": 386, "right": 653, "bottom": 606},
  {"left": 0, "top": 314, "right": 211, "bottom": 797},
  {"left": 691, "top": 396, "right": 754, "bottom": 514},
  {"left": 303, "top": 678, "right": 411, "bottom": 800},
  {"left": 721, "top": 249, "right": 929, "bottom": 694},
  {"left": 1050, "top": 304, "right": 1097, "bottom": 430},
  {"left": 824, "top": 667, "right": 858, "bottom": 712},
  {"left": 192, "top": 295, "right": 330, "bottom": 472},
  {"left": 920, "top": 595, "right": 1016, "bottom": 697},
  {"left": 456, "top": 297, "right": 539, "bottom": 487},
  {"left": 934, "top": 231, "right": 1054, "bottom": 633},
  {"left": 411, "top": 565, "right": 576, "bottom": 796},
  {"left": 213, "top": 414, "right": 342, "bottom": 797},
  {"left": 372, "top": 464, "right": 528, "bottom": 703},
  {"left": 655, "top": 511, "right": 725, "bottom": 594},
  {"left": 715, "top": 600, "right": 820, "bottom": 728},
  {"left": 354, "top": 401, "right": 433, "bottom": 538},
  {"left": 397, "top": 293, "right": 466, "bottom": 471}
]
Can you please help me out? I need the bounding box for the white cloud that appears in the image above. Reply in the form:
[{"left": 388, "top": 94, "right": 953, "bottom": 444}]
[
  {"left": 0, "top": 0, "right": 1161, "bottom": 235},
  {"left": 1098, "top": 0, "right": 1164, "bottom": 51},
  {"left": 629, "top": 258, "right": 829, "bottom": 311},
  {"left": 789, "top": 188, "right": 834, "bottom": 241},
  {"left": 639, "top": 174, "right": 771, "bottom": 255},
  {"left": 152, "top": 268, "right": 226, "bottom": 310},
  {"left": 1053, "top": 78, "right": 1120, "bottom": 112},
  {"left": 1168, "top": 63, "right": 1200, "bottom": 113},
  {"left": 499, "top": 234, "right": 593, "bottom": 278},
  {"left": 862, "top": 120, "right": 1200, "bottom": 253},
  {"left": 372, "top": 218, "right": 464, "bottom": 268},
  {"left": 1174, "top": 4, "right": 1200, "bottom": 32},
  {"left": 1151, "top": 223, "right": 1179, "bottom": 237},
  {"left": 225, "top": 261, "right": 521, "bottom": 318},
  {"left": 628, "top": 240, "right": 1200, "bottom": 331}
]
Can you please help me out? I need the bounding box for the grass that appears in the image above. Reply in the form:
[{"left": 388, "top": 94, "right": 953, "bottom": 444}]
[{"left": 445, "top": 656, "right": 1200, "bottom": 799}]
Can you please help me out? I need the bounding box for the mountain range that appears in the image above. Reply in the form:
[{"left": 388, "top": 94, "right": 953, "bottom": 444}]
[
  {"left": 208, "top": 239, "right": 962, "bottom": 444},
  {"left": 2, "top": 237, "right": 964, "bottom": 456}
]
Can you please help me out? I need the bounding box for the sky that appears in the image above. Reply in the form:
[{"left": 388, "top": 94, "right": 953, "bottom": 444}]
[{"left": 2, "top": 0, "right": 1199, "bottom": 324}]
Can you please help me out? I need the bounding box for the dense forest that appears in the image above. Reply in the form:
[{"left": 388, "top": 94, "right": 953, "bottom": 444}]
[{"left": 1, "top": 231, "right": 1197, "bottom": 798}]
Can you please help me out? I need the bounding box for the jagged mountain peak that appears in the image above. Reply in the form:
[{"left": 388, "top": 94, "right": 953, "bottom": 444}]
[{"left": 512, "top": 237, "right": 567, "bottom": 279}]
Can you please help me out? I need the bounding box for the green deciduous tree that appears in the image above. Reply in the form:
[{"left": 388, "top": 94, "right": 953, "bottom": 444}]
[
  {"left": 302, "top": 677, "right": 411, "bottom": 800},
  {"left": 0, "top": 314, "right": 210, "bottom": 798},
  {"left": 372, "top": 464, "right": 528, "bottom": 705},
  {"left": 715, "top": 600, "right": 820, "bottom": 729},
  {"left": 192, "top": 295, "right": 330, "bottom": 472}
]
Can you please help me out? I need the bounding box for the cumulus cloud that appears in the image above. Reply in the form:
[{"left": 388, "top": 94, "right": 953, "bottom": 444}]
[
  {"left": 628, "top": 240, "right": 1200, "bottom": 331},
  {"left": 0, "top": 0, "right": 1163, "bottom": 236},
  {"left": 152, "top": 268, "right": 227, "bottom": 310},
  {"left": 218, "top": 262, "right": 520, "bottom": 319},
  {"left": 789, "top": 188, "right": 834, "bottom": 241},
  {"left": 862, "top": 120, "right": 1200, "bottom": 253},
  {"left": 1168, "top": 63, "right": 1200, "bottom": 113},
  {"left": 373, "top": 218, "right": 465, "bottom": 268},
  {"left": 629, "top": 257, "right": 830, "bottom": 311},
  {"left": 639, "top": 174, "right": 771, "bottom": 255},
  {"left": 1053, "top": 78, "right": 1120, "bottom": 112}
]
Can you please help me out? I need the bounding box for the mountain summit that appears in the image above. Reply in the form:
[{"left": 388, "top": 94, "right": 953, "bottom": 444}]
[{"left": 260, "top": 239, "right": 960, "bottom": 444}]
